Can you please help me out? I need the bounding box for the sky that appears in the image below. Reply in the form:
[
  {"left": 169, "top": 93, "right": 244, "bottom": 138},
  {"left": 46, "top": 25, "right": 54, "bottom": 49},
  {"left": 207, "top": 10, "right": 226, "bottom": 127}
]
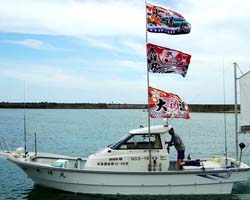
[{"left": 0, "top": 0, "right": 250, "bottom": 104}]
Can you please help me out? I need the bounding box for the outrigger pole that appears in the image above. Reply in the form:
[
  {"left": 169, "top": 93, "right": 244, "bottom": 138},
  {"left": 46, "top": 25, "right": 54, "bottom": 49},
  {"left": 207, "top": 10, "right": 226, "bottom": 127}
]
[{"left": 145, "top": 0, "right": 152, "bottom": 171}]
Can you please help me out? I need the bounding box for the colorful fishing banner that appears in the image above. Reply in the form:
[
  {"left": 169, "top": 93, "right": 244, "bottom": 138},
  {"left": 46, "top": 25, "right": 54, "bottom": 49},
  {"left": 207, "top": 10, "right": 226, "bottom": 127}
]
[
  {"left": 146, "top": 4, "right": 191, "bottom": 35},
  {"left": 147, "top": 43, "right": 191, "bottom": 77},
  {"left": 149, "top": 86, "right": 190, "bottom": 119}
]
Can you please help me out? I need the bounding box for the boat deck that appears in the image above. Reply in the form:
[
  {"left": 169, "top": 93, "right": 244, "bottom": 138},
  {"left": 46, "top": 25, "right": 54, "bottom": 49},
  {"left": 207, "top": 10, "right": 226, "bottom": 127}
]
[{"left": 18, "top": 152, "right": 241, "bottom": 172}]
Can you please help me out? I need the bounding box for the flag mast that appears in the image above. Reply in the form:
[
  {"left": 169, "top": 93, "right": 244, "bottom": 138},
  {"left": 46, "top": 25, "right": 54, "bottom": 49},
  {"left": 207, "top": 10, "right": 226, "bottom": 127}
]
[
  {"left": 145, "top": 0, "right": 152, "bottom": 171},
  {"left": 145, "top": 1, "right": 191, "bottom": 171}
]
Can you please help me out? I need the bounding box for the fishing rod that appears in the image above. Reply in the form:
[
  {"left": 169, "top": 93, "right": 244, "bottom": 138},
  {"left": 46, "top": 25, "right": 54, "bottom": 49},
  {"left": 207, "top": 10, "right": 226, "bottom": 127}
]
[
  {"left": 222, "top": 57, "right": 228, "bottom": 165},
  {"left": 23, "top": 82, "right": 27, "bottom": 159}
]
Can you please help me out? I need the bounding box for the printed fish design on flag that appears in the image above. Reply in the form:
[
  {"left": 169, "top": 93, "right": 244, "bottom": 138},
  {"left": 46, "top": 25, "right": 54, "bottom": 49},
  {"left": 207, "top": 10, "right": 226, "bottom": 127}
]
[
  {"left": 149, "top": 86, "right": 190, "bottom": 119},
  {"left": 147, "top": 43, "right": 191, "bottom": 77},
  {"left": 146, "top": 3, "right": 191, "bottom": 35}
]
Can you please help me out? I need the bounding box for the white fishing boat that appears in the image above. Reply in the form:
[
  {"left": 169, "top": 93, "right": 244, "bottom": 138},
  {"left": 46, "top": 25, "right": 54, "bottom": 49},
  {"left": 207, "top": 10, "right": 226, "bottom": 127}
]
[
  {"left": 1, "top": 2, "right": 250, "bottom": 196},
  {"left": 0, "top": 119, "right": 250, "bottom": 195}
]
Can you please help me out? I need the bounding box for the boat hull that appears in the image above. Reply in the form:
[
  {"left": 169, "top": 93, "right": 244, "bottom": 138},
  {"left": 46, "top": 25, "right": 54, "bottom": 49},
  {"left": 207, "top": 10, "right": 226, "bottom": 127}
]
[
  {"left": 8, "top": 156, "right": 249, "bottom": 195},
  {"left": 32, "top": 176, "right": 234, "bottom": 195}
]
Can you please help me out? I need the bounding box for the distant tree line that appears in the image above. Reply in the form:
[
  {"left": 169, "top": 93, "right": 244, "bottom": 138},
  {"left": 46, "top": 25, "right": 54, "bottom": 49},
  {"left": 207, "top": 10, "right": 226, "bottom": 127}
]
[{"left": 0, "top": 102, "right": 239, "bottom": 113}]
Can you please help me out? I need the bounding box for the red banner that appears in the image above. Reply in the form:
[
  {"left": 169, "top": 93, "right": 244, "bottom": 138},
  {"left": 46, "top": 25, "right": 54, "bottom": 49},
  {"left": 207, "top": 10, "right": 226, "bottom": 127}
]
[
  {"left": 149, "top": 86, "right": 190, "bottom": 119},
  {"left": 147, "top": 43, "right": 191, "bottom": 77}
]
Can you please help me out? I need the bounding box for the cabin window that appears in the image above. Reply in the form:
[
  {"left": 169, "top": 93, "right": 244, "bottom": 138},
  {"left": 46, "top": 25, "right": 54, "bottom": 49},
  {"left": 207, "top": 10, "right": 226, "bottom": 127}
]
[{"left": 111, "top": 134, "right": 162, "bottom": 150}]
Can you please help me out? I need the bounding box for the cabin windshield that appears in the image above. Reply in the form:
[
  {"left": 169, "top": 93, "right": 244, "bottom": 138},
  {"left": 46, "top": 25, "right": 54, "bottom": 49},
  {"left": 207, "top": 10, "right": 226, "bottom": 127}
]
[{"left": 110, "top": 134, "right": 162, "bottom": 150}]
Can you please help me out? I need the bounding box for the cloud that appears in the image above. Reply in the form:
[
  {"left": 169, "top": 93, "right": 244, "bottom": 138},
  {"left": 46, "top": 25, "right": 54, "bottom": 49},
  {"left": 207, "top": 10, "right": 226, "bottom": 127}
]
[
  {"left": 0, "top": 62, "right": 144, "bottom": 90},
  {"left": 120, "top": 40, "right": 146, "bottom": 56},
  {"left": 0, "top": 0, "right": 148, "bottom": 54},
  {"left": 1, "top": 65, "right": 85, "bottom": 89},
  {"left": 0, "top": 63, "right": 147, "bottom": 103},
  {"left": 186, "top": 0, "right": 250, "bottom": 54},
  {"left": 0, "top": 64, "right": 145, "bottom": 103},
  {"left": 0, "top": 39, "right": 58, "bottom": 50},
  {"left": 82, "top": 36, "right": 121, "bottom": 52},
  {"left": 0, "top": 0, "right": 145, "bottom": 37}
]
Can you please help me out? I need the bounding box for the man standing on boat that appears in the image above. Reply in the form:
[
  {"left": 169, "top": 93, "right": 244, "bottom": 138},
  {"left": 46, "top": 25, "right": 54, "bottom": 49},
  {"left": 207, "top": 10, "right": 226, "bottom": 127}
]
[{"left": 167, "top": 127, "right": 185, "bottom": 170}]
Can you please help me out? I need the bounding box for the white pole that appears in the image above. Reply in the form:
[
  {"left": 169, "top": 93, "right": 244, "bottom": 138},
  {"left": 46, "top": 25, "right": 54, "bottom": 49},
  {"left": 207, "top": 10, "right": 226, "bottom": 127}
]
[
  {"left": 233, "top": 62, "right": 239, "bottom": 161},
  {"left": 145, "top": 1, "right": 152, "bottom": 171}
]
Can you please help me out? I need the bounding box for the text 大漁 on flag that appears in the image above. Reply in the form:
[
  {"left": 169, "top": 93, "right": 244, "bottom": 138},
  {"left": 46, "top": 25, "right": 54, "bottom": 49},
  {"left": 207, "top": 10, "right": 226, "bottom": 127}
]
[
  {"left": 147, "top": 43, "right": 191, "bottom": 77},
  {"left": 149, "top": 86, "right": 190, "bottom": 119},
  {"left": 146, "top": 3, "right": 191, "bottom": 35}
]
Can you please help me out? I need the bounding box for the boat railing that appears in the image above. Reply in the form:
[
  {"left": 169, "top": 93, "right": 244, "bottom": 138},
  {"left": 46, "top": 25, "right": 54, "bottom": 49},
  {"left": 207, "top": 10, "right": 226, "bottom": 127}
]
[{"left": 0, "top": 136, "right": 10, "bottom": 152}]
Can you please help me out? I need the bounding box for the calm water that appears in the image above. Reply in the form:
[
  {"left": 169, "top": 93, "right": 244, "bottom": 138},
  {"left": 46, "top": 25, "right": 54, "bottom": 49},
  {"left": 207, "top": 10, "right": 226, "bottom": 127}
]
[{"left": 0, "top": 109, "right": 250, "bottom": 200}]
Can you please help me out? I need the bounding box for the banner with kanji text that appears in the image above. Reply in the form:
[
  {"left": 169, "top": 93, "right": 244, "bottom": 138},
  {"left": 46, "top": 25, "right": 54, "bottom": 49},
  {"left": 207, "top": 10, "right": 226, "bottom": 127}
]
[
  {"left": 147, "top": 43, "right": 191, "bottom": 77},
  {"left": 149, "top": 86, "right": 190, "bottom": 119}
]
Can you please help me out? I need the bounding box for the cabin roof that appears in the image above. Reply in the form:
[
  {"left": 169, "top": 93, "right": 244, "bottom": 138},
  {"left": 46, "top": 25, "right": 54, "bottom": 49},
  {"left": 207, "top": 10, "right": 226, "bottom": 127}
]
[{"left": 129, "top": 125, "right": 171, "bottom": 135}]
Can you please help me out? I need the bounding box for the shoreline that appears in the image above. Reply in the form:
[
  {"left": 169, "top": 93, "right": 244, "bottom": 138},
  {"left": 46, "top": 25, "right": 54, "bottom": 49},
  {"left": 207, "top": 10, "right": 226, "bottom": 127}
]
[{"left": 0, "top": 102, "right": 239, "bottom": 113}]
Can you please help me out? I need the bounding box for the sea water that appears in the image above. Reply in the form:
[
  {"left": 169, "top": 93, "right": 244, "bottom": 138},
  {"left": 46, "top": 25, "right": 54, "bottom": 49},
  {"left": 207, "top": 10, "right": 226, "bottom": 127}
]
[{"left": 0, "top": 109, "right": 250, "bottom": 200}]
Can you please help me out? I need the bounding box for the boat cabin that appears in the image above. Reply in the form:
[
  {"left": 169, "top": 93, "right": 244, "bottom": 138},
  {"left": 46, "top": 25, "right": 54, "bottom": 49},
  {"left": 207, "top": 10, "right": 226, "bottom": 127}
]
[{"left": 85, "top": 125, "right": 171, "bottom": 172}]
